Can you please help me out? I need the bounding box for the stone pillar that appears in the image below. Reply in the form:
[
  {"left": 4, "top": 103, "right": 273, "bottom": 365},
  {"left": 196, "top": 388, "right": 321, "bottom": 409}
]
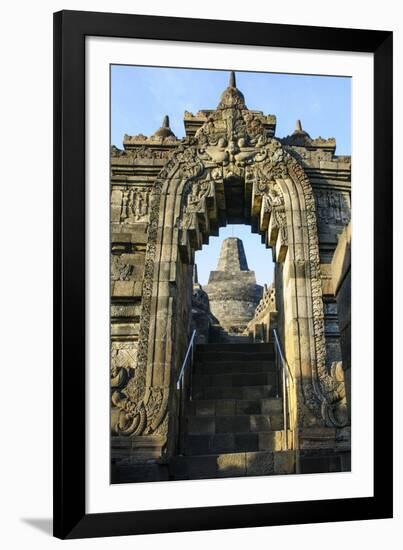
[{"left": 331, "top": 223, "right": 351, "bottom": 421}]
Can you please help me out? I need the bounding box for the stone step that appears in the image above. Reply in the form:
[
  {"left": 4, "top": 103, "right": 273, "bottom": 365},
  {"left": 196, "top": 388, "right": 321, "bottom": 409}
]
[
  {"left": 196, "top": 343, "right": 274, "bottom": 353},
  {"left": 111, "top": 462, "right": 169, "bottom": 483},
  {"left": 209, "top": 331, "right": 251, "bottom": 344},
  {"left": 183, "top": 430, "right": 287, "bottom": 455},
  {"left": 196, "top": 351, "right": 275, "bottom": 362},
  {"left": 192, "top": 384, "right": 277, "bottom": 400},
  {"left": 194, "top": 360, "right": 276, "bottom": 375},
  {"left": 186, "top": 414, "right": 283, "bottom": 434},
  {"left": 186, "top": 397, "right": 283, "bottom": 417},
  {"left": 192, "top": 371, "right": 277, "bottom": 389},
  {"left": 169, "top": 449, "right": 295, "bottom": 480},
  {"left": 222, "top": 335, "right": 250, "bottom": 344}
]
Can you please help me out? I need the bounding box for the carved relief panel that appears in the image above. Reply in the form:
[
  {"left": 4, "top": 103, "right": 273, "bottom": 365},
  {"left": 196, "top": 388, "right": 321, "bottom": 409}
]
[
  {"left": 111, "top": 253, "right": 145, "bottom": 282},
  {"left": 314, "top": 189, "right": 350, "bottom": 226},
  {"left": 120, "top": 187, "right": 151, "bottom": 224}
]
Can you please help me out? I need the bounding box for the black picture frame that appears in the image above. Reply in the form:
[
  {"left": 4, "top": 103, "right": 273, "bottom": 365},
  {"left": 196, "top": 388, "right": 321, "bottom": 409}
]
[{"left": 53, "top": 9, "right": 393, "bottom": 539}]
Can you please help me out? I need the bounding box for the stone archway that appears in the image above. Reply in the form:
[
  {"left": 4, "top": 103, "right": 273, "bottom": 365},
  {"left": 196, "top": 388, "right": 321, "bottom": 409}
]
[{"left": 110, "top": 73, "right": 348, "bottom": 466}]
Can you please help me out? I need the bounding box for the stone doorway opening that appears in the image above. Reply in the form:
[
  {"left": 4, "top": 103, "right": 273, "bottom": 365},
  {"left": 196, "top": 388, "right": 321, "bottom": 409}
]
[
  {"left": 193, "top": 226, "right": 276, "bottom": 345},
  {"left": 170, "top": 228, "right": 289, "bottom": 479}
]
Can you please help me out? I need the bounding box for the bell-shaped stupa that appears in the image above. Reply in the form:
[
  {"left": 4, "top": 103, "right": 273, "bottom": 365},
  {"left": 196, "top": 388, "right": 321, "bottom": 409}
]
[{"left": 204, "top": 237, "right": 263, "bottom": 337}]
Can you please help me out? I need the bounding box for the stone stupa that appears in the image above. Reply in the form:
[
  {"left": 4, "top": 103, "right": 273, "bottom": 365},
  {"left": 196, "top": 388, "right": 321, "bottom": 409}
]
[{"left": 204, "top": 237, "right": 263, "bottom": 338}]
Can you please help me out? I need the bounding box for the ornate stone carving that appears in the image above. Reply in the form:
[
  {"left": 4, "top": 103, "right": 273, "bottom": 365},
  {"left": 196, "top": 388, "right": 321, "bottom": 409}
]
[
  {"left": 177, "top": 174, "right": 214, "bottom": 236},
  {"left": 183, "top": 177, "right": 213, "bottom": 213},
  {"left": 111, "top": 343, "right": 139, "bottom": 434},
  {"left": 195, "top": 73, "right": 273, "bottom": 148},
  {"left": 132, "top": 146, "right": 173, "bottom": 160},
  {"left": 254, "top": 283, "right": 276, "bottom": 318},
  {"left": 120, "top": 188, "right": 150, "bottom": 224},
  {"left": 111, "top": 145, "right": 174, "bottom": 162},
  {"left": 111, "top": 145, "right": 125, "bottom": 157},
  {"left": 286, "top": 158, "right": 348, "bottom": 427},
  {"left": 258, "top": 183, "right": 288, "bottom": 246},
  {"left": 111, "top": 351, "right": 130, "bottom": 391},
  {"left": 111, "top": 255, "right": 134, "bottom": 281},
  {"left": 240, "top": 137, "right": 347, "bottom": 427},
  {"left": 315, "top": 189, "right": 350, "bottom": 225},
  {"left": 124, "top": 132, "right": 148, "bottom": 143},
  {"left": 111, "top": 145, "right": 208, "bottom": 437}
]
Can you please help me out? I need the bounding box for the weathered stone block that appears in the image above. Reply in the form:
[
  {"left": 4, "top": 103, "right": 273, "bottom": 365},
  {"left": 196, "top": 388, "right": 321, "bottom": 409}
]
[
  {"left": 249, "top": 415, "right": 271, "bottom": 432},
  {"left": 129, "top": 224, "right": 149, "bottom": 244},
  {"left": 215, "top": 399, "right": 236, "bottom": 416},
  {"left": 112, "top": 280, "right": 135, "bottom": 297},
  {"left": 234, "top": 433, "right": 258, "bottom": 452},
  {"left": 236, "top": 400, "right": 260, "bottom": 414},
  {"left": 187, "top": 416, "right": 215, "bottom": 434},
  {"left": 211, "top": 433, "right": 235, "bottom": 453},
  {"left": 258, "top": 431, "right": 283, "bottom": 451},
  {"left": 270, "top": 415, "right": 284, "bottom": 431},
  {"left": 246, "top": 451, "right": 274, "bottom": 476},
  {"left": 273, "top": 450, "right": 295, "bottom": 474},
  {"left": 187, "top": 455, "right": 218, "bottom": 479},
  {"left": 185, "top": 434, "right": 210, "bottom": 455},
  {"left": 111, "top": 322, "right": 139, "bottom": 337},
  {"left": 217, "top": 453, "right": 246, "bottom": 477},
  {"left": 261, "top": 398, "right": 283, "bottom": 415},
  {"left": 216, "top": 415, "right": 250, "bottom": 433},
  {"left": 194, "top": 401, "right": 215, "bottom": 417}
]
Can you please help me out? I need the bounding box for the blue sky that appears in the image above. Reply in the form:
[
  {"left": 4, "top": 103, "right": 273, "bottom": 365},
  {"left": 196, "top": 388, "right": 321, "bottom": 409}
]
[{"left": 111, "top": 65, "right": 351, "bottom": 286}]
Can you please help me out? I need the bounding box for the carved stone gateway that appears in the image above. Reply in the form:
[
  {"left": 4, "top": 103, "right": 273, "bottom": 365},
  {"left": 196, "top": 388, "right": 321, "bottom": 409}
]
[{"left": 110, "top": 72, "right": 351, "bottom": 481}]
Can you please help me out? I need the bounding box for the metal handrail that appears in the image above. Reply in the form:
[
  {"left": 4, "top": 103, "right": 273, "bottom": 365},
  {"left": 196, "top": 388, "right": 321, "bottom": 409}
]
[
  {"left": 272, "top": 328, "right": 293, "bottom": 450},
  {"left": 176, "top": 329, "right": 197, "bottom": 390},
  {"left": 176, "top": 329, "right": 197, "bottom": 455},
  {"left": 272, "top": 328, "right": 294, "bottom": 383}
]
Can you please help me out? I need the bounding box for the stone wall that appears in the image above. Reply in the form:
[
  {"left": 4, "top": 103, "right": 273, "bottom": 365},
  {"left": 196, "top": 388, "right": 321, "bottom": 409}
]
[{"left": 246, "top": 283, "right": 277, "bottom": 342}]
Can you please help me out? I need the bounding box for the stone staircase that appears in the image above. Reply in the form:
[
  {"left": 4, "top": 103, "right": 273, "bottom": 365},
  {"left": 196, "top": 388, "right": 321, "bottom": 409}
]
[
  {"left": 170, "top": 342, "right": 295, "bottom": 480},
  {"left": 209, "top": 323, "right": 250, "bottom": 343}
]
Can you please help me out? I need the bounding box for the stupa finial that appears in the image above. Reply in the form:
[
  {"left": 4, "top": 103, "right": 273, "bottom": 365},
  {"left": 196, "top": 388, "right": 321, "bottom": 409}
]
[
  {"left": 229, "top": 71, "right": 236, "bottom": 88},
  {"left": 292, "top": 119, "right": 310, "bottom": 138},
  {"left": 216, "top": 237, "right": 249, "bottom": 272},
  {"left": 152, "top": 114, "right": 176, "bottom": 139},
  {"left": 216, "top": 71, "right": 246, "bottom": 110}
]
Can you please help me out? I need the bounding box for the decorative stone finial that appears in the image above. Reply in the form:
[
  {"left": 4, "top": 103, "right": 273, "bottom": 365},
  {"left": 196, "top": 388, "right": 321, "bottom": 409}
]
[
  {"left": 292, "top": 119, "right": 310, "bottom": 138},
  {"left": 217, "top": 72, "right": 246, "bottom": 110},
  {"left": 193, "top": 264, "right": 199, "bottom": 285},
  {"left": 229, "top": 71, "right": 236, "bottom": 88},
  {"left": 152, "top": 114, "right": 176, "bottom": 139}
]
